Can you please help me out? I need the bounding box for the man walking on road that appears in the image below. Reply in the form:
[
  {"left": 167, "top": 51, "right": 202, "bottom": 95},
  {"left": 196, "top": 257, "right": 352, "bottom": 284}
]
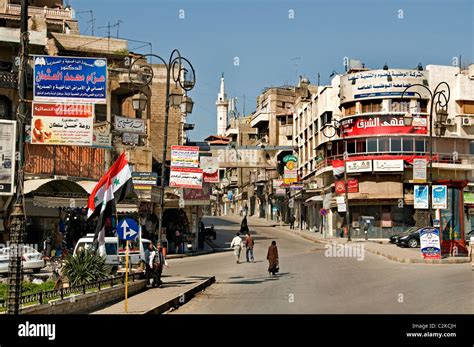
[
  {"left": 245, "top": 232, "right": 255, "bottom": 262},
  {"left": 230, "top": 232, "right": 243, "bottom": 264}
]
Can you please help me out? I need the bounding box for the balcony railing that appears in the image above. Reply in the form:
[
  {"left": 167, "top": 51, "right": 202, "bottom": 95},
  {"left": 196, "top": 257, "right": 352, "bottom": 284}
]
[
  {"left": 24, "top": 144, "right": 105, "bottom": 179},
  {"left": 0, "top": 71, "right": 17, "bottom": 89},
  {"left": 7, "top": 4, "right": 75, "bottom": 20}
]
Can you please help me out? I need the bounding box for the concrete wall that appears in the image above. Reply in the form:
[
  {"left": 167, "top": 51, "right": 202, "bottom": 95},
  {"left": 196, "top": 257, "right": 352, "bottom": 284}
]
[{"left": 20, "top": 280, "right": 147, "bottom": 314}]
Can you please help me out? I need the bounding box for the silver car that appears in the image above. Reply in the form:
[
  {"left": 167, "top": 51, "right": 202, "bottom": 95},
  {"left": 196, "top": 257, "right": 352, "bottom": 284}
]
[{"left": 0, "top": 246, "right": 45, "bottom": 274}]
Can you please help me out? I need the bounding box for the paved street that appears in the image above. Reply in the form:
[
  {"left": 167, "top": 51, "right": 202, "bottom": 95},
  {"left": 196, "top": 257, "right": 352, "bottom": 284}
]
[{"left": 165, "top": 216, "right": 473, "bottom": 314}]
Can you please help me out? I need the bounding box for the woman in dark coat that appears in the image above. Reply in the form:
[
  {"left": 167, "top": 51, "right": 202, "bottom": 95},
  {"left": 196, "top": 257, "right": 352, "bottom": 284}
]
[
  {"left": 266, "top": 240, "right": 279, "bottom": 275},
  {"left": 240, "top": 216, "right": 249, "bottom": 234}
]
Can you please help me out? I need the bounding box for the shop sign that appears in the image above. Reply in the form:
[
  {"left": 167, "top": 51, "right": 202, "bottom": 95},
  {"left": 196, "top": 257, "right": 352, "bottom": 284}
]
[
  {"left": 132, "top": 172, "right": 157, "bottom": 190},
  {"left": 346, "top": 160, "right": 372, "bottom": 173},
  {"left": 31, "top": 102, "right": 93, "bottom": 146},
  {"left": 337, "top": 203, "right": 347, "bottom": 212},
  {"left": 93, "top": 122, "right": 111, "bottom": 148},
  {"left": 341, "top": 114, "right": 427, "bottom": 137},
  {"left": 419, "top": 227, "right": 441, "bottom": 259},
  {"left": 122, "top": 132, "right": 139, "bottom": 145},
  {"left": 284, "top": 169, "right": 298, "bottom": 184},
  {"left": 414, "top": 185, "right": 429, "bottom": 209},
  {"left": 0, "top": 120, "right": 16, "bottom": 196},
  {"left": 413, "top": 158, "right": 427, "bottom": 182},
  {"left": 200, "top": 156, "right": 219, "bottom": 183},
  {"left": 171, "top": 146, "right": 200, "bottom": 168},
  {"left": 114, "top": 116, "right": 146, "bottom": 134},
  {"left": 33, "top": 55, "right": 107, "bottom": 104},
  {"left": 335, "top": 179, "right": 359, "bottom": 194},
  {"left": 275, "top": 188, "right": 286, "bottom": 196},
  {"left": 373, "top": 159, "right": 404, "bottom": 172},
  {"left": 183, "top": 183, "right": 211, "bottom": 206},
  {"left": 432, "top": 185, "right": 447, "bottom": 209},
  {"left": 169, "top": 167, "right": 203, "bottom": 189}
]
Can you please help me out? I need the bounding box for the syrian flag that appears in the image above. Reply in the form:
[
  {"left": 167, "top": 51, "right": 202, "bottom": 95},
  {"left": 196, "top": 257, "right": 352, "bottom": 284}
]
[
  {"left": 87, "top": 152, "right": 133, "bottom": 252},
  {"left": 332, "top": 159, "right": 345, "bottom": 180}
]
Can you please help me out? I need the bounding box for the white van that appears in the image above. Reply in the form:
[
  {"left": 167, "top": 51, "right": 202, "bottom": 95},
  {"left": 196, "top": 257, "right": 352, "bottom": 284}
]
[{"left": 73, "top": 234, "right": 152, "bottom": 273}]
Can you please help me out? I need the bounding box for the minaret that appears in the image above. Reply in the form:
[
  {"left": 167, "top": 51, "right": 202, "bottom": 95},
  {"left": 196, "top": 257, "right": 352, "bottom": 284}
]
[{"left": 216, "top": 73, "right": 229, "bottom": 136}]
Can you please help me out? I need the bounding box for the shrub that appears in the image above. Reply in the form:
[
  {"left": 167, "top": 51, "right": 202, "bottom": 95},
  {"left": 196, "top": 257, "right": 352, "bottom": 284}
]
[{"left": 61, "top": 249, "right": 108, "bottom": 287}]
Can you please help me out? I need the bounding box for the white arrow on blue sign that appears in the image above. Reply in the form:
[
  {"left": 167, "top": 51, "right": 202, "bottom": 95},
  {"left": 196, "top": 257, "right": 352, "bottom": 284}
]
[{"left": 117, "top": 218, "right": 139, "bottom": 240}]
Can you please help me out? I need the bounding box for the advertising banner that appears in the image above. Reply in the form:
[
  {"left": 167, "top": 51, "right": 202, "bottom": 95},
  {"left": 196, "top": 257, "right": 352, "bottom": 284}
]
[
  {"left": 432, "top": 185, "right": 447, "bottom": 209},
  {"left": 346, "top": 160, "right": 372, "bottom": 173},
  {"left": 273, "top": 179, "right": 284, "bottom": 188},
  {"left": 132, "top": 172, "right": 157, "bottom": 191},
  {"left": 284, "top": 169, "right": 298, "bottom": 184},
  {"left": 114, "top": 116, "right": 146, "bottom": 134},
  {"left": 171, "top": 146, "right": 200, "bottom": 168},
  {"left": 31, "top": 102, "right": 93, "bottom": 146},
  {"left": 169, "top": 167, "right": 203, "bottom": 189},
  {"left": 373, "top": 159, "right": 404, "bottom": 172},
  {"left": 183, "top": 183, "right": 211, "bottom": 206},
  {"left": 0, "top": 120, "right": 16, "bottom": 196},
  {"left": 200, "top": 156, "right": 219, "bottom": 183},
  {"left": 414, "top": 185, "right": 429, "bottom": 209},
  {"left": 341, "top": 114, "right": 427, "bottom": 137},
  {"left": 419, "top": 227, "right": 441, "bottom": 259},
  {"left": 413, "top": 158, "right": 427, "bottom": 182},
  {"left": 33, "top": 55, "right": 107, "bottom": 104},
  {"left": 335, "top": 178, "right": 359, "bottom": 194}
]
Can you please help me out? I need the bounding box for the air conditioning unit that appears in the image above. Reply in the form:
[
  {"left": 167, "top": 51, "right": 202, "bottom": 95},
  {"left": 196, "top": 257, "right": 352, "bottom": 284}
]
[
  {"left": 445, "top": 118, "right": 455, "bottom": 125},
  {"left": 462, "top": 117, "right": 472, "bottom": 126}
]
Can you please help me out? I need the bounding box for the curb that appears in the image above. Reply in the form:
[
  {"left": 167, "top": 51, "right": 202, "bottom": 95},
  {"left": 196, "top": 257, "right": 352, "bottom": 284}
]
[
  {"left": 166, "top": 250, "right": 215, "bottom": 259},
  {"left": 144, "top": 276, "right": 216, "bottom": 314}
]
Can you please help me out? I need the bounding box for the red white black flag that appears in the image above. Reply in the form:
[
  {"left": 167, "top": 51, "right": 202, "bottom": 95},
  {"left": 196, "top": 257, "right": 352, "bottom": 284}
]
[{"left": 87, "top": 152, "right": 133, "bottom": 248}]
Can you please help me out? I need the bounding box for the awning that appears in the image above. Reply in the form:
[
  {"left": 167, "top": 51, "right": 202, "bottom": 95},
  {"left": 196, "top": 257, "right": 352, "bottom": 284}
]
[
  {"left": 305, "top": 196, "right": 323, "bottom": 203},
  {"left": 33, "top": 196, "right": 88, "bottom": 208},
  {"left": 76, "top": 180, "right": 99, "bottom": 194},
  {"left": 24, "top": 179, "right": 89, "bottom": 195},
  {"left": 116, "top": 204, "right": 139, "bottom": 213}
]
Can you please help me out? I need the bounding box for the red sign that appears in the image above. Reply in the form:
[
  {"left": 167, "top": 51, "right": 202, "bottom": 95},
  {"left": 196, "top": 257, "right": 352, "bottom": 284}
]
[
  {"left": 341, "top": 115, "right": 427, "bottom": 137},
  {"left": 33, "top": 103, "right": 94, "bottom": 117},
  {"left": 335, "top": 179, "right": 359, "bottom": 194}
]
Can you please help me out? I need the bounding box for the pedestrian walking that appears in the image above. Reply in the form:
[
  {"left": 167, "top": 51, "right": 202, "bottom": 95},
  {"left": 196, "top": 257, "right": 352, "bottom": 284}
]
[
  {"left": 230, "top": 232, "right": 243, "bottom": 264},
  {"left": 175, "top": 229, "right": 182, "bottom": 254},
  {"left": 245, "top": 232, "right": 255, "bottom": 262},
  {"left": 144, "top": 243, "right": 154, "bottom": 286},
  {"left": 289, "top": 214, "right": 296, "bottom": 230},
  {"left": 149, "top": 242, "right": 168, "bottom": 287},
  {"left": 240, "top": 216, "right": 249, "bottom": 234},
  {"left": 266, "top": 240, "right": 279, "bottom": 276}
]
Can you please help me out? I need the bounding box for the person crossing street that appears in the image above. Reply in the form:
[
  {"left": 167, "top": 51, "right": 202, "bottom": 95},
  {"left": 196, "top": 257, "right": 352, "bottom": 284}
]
[
  {"left": 245, "top": 232, "right": 255, "bottom": 262},
  {"left": 230, "top": 232, "right": 243, "bottom": 264}
]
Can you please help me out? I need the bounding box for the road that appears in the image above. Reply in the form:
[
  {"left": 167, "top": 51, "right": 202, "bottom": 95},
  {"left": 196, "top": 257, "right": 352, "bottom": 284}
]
[{"left": 164, "top": 216, "right": 473, "bottom": 314}]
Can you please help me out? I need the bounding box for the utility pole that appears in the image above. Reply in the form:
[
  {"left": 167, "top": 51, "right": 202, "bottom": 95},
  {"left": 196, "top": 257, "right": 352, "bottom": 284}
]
[{"left": 7, "top": 0, "right": 28, "bottom": 315}]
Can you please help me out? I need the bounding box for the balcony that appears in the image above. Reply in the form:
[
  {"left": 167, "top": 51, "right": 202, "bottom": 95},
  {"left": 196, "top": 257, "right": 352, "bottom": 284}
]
[
  {"left": 24, "top": 144, "right": 105, "bottom": 179},
  {"left": 250, "top": 112, "right": 270, "bottom": 128},
  {"left": 0, "top": 71, "right": 17, "bottom": 89},
  {"left": 6, "top": 4, "right": 75, "bottom": 20}
]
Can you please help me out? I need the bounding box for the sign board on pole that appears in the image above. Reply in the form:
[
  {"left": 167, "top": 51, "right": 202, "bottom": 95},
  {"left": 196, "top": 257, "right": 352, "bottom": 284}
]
[
  {"left": 414, "top": 185, "right": 429, "bottom": 209},
  {"left": 200, "top": 156, "right": 219, "bottom": 183},
  {"left": 169, "top": 167, "right": 203, "bottom": 189},
  {"left": 0, "top": 120, "right": 16, "bottom": 196},
  {"left": 413, "top": 158, "right": 427, "bottom": 183},
  {"left": 171, "top": 146, "right": 200, "bottom": 168},
  {"left": 31, "top": 102, "right": 94, "bottom": 146},
  {"left": 419, "top": 227, "right": 441, "bottom": 259},
  {"left": 337, "top": 203, "right": 347, "bottom": 212},
  {"left": 320, "top": 208, "right": 328, "bottom": 216},
  {"left": 33, "top": 55, "right": 107, "bottom": 104},
  {"left": 117, "top": 218, "right": 139, "bottom": 240},
  {"left": 432, "top": 185, "right": 447, "bottom": 209}
]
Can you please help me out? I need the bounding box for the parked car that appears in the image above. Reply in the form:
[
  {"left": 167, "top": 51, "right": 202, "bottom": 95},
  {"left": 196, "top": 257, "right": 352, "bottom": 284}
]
[
  {"left": 397, "top": 227, "right": 439, "bottom": 248},
  {"left": 0, "top": 246, "right": 45, "bottom": 274},
  {"left": 389, "top": 227, "right": 419, "bottom": 244}
]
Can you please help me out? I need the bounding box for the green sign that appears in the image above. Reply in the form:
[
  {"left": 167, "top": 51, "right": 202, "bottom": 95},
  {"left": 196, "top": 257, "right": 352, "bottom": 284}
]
[
  {"left": 283, "top": 155, "right": 298, "bottom": 163},
  {"left": 464, "top": 192, "right": 474, "bottom": 204}
]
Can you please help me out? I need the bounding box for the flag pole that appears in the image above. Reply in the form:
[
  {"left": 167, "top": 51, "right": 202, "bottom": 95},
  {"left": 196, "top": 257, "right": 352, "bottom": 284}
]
[{"left": 125, "top": 240, "right": 129, "bottom": 313}]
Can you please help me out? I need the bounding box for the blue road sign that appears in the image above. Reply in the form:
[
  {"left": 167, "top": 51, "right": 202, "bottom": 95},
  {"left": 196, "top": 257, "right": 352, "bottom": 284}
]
[{"left": 117, "top": 218, "right": 139, "bottom": 240}]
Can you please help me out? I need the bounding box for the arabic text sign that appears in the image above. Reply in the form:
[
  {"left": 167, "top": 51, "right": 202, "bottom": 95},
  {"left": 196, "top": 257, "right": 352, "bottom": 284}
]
[
  {"left": 171, "top": 146, "right": 200, "bottom": 168},
  {"left": 183, "top": 183, "right": 211, "bottom": 205},
  {"left": 373, "top": 160, "right": 404, "bottom": 172},
  {"left": 31, "top": 102, "right": 93, "bottom": 146},
  {"left": 413, "top": 158, "right": 427, "bottom": 182},
  {"left": 419, "top": 228, "right": 441, "bottom": 259},
  {"left": 169, "top": 167, "right": 203, "bottom": 189},
  {"left": 284, "top": 169, "right": 298, "bottom": 184},
  {"left": 346, "top": 160, "right": 372, "bottom": 173},
  {"left": 33, "top": 55, "right": 107, "bottom": 103},
  {"left": 0, "top": 120, "right": 16, "bottom": 196},
  {"left": 200, "top": 156, "right": 219, "bottom": 183},
  {"left": 432, "top": 185, "right": 447, "bottom": 209},
  {"left": 273, "top": 179, "right": 284, "bottom": 188},
  {"left": 114, "top": 116, "right": 146, "bottom": 134},
  {"left": 132, "top": 172, "right": 157, "bottom": 191},
  {"left": 335, "top": 178, "right": 359, "bottom": 194},
  {"left": 414, "top": 185, "right": 429, "bottom": 209},
  {"left": 341, "top": 115, "right": 427, "bottom": 137}
]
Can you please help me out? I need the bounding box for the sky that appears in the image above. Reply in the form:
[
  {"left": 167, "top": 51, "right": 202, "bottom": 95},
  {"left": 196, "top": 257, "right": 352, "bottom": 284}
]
[{"left": 70, "top": 0, "right": 473, "bottom": 141}]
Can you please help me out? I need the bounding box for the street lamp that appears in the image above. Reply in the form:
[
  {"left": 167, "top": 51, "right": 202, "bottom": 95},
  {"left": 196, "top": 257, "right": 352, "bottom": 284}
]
[
  {"left": 128, "top": 51, "right": 196, "bottom": 244},
  {"left": 181, "top": 95, "right": 194, "bottom": 114},
  {"left": 321, "top": 119, "right": 352, "bottom": 242},
  {"left": 132, "top": 92, "right": 148, "bottom": 112},
  {"left": 401, "top": 82, "right": 450, "bottom": 226}
]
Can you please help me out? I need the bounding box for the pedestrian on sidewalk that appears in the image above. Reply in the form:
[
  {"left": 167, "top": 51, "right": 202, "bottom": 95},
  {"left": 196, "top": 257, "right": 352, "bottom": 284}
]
[
  {"left": 144, "top": 243, "right": 154, "bottom": 286},
  {"left": 289, "top": 214, "right": 296, "bottom": 230},
  {"left": 230, "top": 232, "right": 243, "bottom": 264},
  {"left": 240, "top": 216, "right": 249, "bottom": 234},
  {"left": 149, "top": 242, "right": 168, "bottom": 288},
  {"left": 266, "top": 240, "right": 279, "bottom": 276},
  {"left": 245, "top": 232, "right": 255, "bottom": 262}
]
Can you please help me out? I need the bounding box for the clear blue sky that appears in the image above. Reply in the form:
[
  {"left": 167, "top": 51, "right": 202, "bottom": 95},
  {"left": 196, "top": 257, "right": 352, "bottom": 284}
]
[{"left": 71, "top": 0, "right": 473, "bottom": 141}]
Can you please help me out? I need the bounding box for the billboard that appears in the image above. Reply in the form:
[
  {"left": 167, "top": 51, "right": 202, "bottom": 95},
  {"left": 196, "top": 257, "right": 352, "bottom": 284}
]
[
  {"left": 169, "top": 167, "right": 203, "bottom": 189},
  {"left": 341, "top": 114, "right": 427, "bottom": 137},
  {"left": 171, "top": 146, "right": 200, "bottom": 168},
  {"left": 31, "top": 102, "right": 93, "bottom": 146},
  {"left": 33, "top": 55, "right": 107, "bottom": 104},
  {"left": 0, "top": 120, "right": 16, "bottom": 196}
]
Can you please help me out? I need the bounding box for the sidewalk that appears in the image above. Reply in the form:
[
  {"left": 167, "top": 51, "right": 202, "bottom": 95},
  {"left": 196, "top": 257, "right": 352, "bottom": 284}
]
[
  {"left": 92, "top": 275, "right": 215, "bottom": 314},
  {"left": 226, "top": 214, "right": 470, "bottom": 265}
]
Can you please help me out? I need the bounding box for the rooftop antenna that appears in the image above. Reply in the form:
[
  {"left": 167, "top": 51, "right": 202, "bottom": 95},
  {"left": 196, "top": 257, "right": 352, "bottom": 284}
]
[
  {"left": 77, "top": 10, "right": 95, "bottom": 35},
  {"left": 291, "top": 57, "right": 301, "bottom": 83},
  {"left": 115, "top": 20, "right": 124, "bottom": 38}
]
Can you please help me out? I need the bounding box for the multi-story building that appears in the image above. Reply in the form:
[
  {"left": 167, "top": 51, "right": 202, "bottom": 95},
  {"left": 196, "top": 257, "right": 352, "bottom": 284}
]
[{"left": 296, "top": 63, "right": 473, "bottom": 252}]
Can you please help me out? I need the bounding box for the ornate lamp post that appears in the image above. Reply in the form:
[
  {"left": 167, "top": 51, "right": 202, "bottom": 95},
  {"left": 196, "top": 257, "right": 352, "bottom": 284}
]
[
  {"left": 401, "top": 82, "right": 450, "bottom": 225},
  {"left": 129, "top": 51, "right": 196, "bottom": 243}
]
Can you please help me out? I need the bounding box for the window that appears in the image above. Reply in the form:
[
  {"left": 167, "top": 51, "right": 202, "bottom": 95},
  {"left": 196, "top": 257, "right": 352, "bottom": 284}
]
[
  {"left": 105, "top": 243, "right": 118, "bottom": 255},
  {"left": 417, "top": 100, "right": 428, "bottom": 113},
  {"left": 379, "top": 138, "right": 389, "bottom": 152},
  {"left": 347, "top": 140, "right": 356, "bottom": 154},
  {"left": 391, "top": 100, "right": 410, "bottom": 112},
  {"left": 356, "top": 139, "right": 366, "bottom": 153},
  {"left": 402, "top": 137, "right": 413, "bottom": 152},
  {"left": 361, "top": 100, "right": 382, "bottom": 113},
  {"left": 344, "top": 102, "right": 356, "bottom": 116},
  {"left": 415, "top": 139, "right": 425, "bottom": 152},
  {"left": 280, "top": 117, "right": 287, "bottom": 126},
  {"left": 391, "top": 138, "right": 401, "bottom": 152},
  {"left": 288, "top": 117, "right": 294, "bottom": 125},
  {"left": 367, "top": 138, "right": 377, "bottom": 152},
  {"left": 470, "top": 142, "right": 474, "bottom": 155}
]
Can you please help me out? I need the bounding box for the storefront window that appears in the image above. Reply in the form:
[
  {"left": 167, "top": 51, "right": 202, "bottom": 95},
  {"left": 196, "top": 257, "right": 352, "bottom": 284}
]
[
  {"left": 379, "top": 138, "right": 389, "bottom": 152},
  {"left": 356, "top": 139, "right": 366, "bottom": 153},
  {"left": 391, "top": 138, "right": 401, "bottom": 152},
  {"left": 367, "top": 138, "right": 377, "bottom": 152},
  {"left": 402, "top": 137, "right": 413, "bottom": 152},
  {"left": 415, "top": 139, "right": 425, "bottom": 152}
]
